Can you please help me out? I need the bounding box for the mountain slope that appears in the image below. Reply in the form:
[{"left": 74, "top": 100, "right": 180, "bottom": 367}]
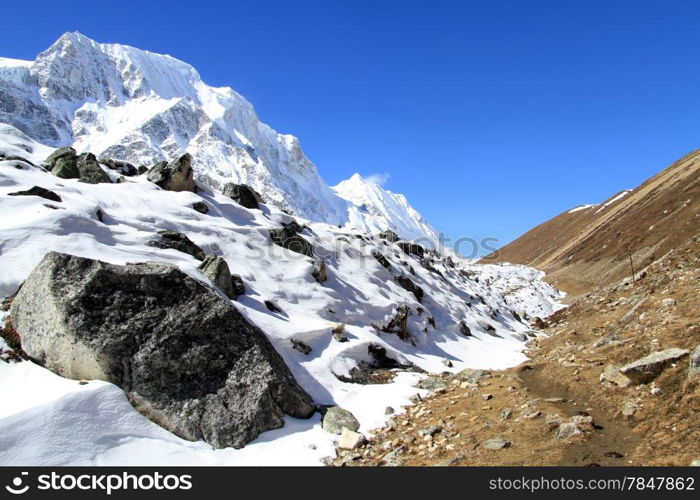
[
  {"left": 0, "top": 32, "right": 434, "bottom": 242},
  {"left": 0, "top": 128, "right": 564, "bottom": 464},
  {"left": 483, "top": 149, "right": 700, "bottom": 294}
]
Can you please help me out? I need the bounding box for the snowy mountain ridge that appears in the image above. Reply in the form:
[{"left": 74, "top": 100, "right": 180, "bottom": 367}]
[{"left": 0, "top": 32, "right": 438, "bottom": 243}]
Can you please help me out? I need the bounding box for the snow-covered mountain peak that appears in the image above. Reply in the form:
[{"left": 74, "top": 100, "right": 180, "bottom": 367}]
[
  {"left": 333, "top": 173, "right": 439, "bottom": 244},
  {"left": 0, "top": 32, "right": 438, "bottom": 243}
]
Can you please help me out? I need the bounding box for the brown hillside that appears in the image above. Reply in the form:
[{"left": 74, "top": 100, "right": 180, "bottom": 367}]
[{"left": 482, "top": 149, "right": 700, "bottom": 295}]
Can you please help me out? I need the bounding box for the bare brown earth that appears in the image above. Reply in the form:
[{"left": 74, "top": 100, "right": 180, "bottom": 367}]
[
  {"left": 332, "top": 237, "right": 699, "bottom": 466},
  {"left": 482, "top": 150, "right": 700, "bottom": 297}
]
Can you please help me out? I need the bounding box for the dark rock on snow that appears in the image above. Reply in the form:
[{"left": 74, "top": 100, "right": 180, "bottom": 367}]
[
  {"left": 98, "top": 157, "right": 138, "bottom": 176},
  {"left": 395, "top": 275, "right": 424, "bottom": 302},
  {"left": 270, "top": 222, "right": 313, "bottom": 257},
  {"left": 8, "top": 186, "right": 62, "bottom": 202},
  {"left": 146, "top": 154, "right": 195, "bottom": 192},
  {"left": 192, "top": 201, "right": 209, "bottom": 214},
  {"left": 222, "top": 183, "right": 261, "bottom": 210},
  {"left": 9, "top": 252, "right": 315, "bottom": 449},
  {"left": 147, "top": 230, "right": 206, "bottom": 261}
]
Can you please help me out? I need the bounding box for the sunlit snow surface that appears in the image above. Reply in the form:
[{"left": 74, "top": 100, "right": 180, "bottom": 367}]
[{"left": 0, "top": 129, "right": 564, "bottom": 466}]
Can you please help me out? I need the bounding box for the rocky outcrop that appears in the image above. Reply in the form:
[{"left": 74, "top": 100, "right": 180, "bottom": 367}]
[
  {"left": 619, "top": 348, "right": 690, "bottom": 385},
  {"left": 45, "top": 146, "right": 76, "bottom": 169},
  {"left": 76, "top": 153, "right": 111, "bottom": 184},
  {"left": 198, "top": 255, "right": 240, "bottom": 300},
  {"left": 270, "top": 222, "right": 313, "bottom": 257},
  {"left": 98, "top": 157, "right": 138, "bottom": 176},
  {"left": 52, "top": 156, "right": 79, "bottom": 179},
  {"left": 9, "top": 252, "right": 315, "bottom": 449},
  {"left": 8, "top": 186, "right": 61, "bottom": 202},
  {"left": 147, "top": 230, "right": 206, "bottom": 261},
  {"left": 397, "top": 241, "right": 425, "bottom": 258},
  {"left": 372, "top": 250, "right": 393, "bottom": 271},
  {"left": 222, "top": 183, "right": 261, "bottom": 210},
  {"left": 395, "top": 275, "right": 424, "bottom": 302},
  {"left": 146, "top": 154, "right": 195, "bottom": 192},
  {"left": 377, "top": 230, "right": 400, "bottom": 243}
]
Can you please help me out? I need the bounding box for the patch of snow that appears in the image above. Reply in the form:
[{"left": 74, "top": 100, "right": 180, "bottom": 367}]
[
  {"left": 568, "top": 204, "right": 596, "bottom": 214},
  {"left": 595, "top": 190, "right": 631, "bottom": 213}
]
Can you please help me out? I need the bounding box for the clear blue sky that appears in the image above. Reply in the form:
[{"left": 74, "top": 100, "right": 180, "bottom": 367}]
[{"left": 1, "top": 0, "right": 698, "bottom": 247}]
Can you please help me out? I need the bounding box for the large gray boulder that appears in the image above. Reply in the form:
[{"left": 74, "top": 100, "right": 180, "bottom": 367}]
[
  {"left": 146, "top": 154, "right": 195, "bottom": 192},
  {"left": 10, "top": 252, "right": 315, "bottom": 449},
  {"left": 619, "top": 348, "right": 690, "bottom": 385}
]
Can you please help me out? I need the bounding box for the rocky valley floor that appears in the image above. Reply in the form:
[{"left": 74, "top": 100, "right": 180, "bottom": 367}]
[{"left": 332, "top": 237, "right": 700, "bottom": 466}]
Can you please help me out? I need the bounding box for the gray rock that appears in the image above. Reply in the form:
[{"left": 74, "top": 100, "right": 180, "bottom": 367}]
[
  {"left": 397, "top": 241, "right": 425, "bottom": 258},
  {"left": 231, "top": 275, "right": 245, "bottom": 298},
  {"left": 192, "top": 201, "right": 209, "bottom": 214},
  {"left": 312, "top": 259, "right": 327, "bottom": 283},
  {"left": 270, "top": 222, "right": 313, "bottom": 257},
  {"left": 148, "top": 230, "right": 206, "bottom": 261},
  {"left": 556, "top": 422, "right": 583, "bottom": 440},
  {"left": 77, "top": 153, "right": 111, "bottom": 184},
  {"left": 8, "top": 186, "right": 61, "bottom": 202},
  {"left": 395, "top": 275, "right": 424, "bottom": 302},
  {"left": 689, "top": 344, "right": 700, "bottom": 379},
  {"left": 442, "top": 358, "right": 453, "bottom": 368},
  {"left": 415, "top": 376, "right": 446, "bottom": 391},
  {"left": 662, "top": 298, "right": 677, "bottom": 308},
  {"left": 622, "top": 400, "right": 639, "bottom": 418},
  {"left": 511, "top": 333, "right": 528, "bottom": 342},
  {"left": 198, "top": 255, "right": 238, "bottom": 299},
  {"left": 291, "top": 339, "right": 312, "bottom": 355},
  {"left": 52, "top": 156, "right": 79, "bottom": 179},
  {"left": 482, "top": 437, "right": 510, "bottom": 450},
  {"left": 459, "top": 321, "right": 472, "bottom": 337},
  {"left": 600, "top": 365, "right": 632, "bottom": 387},
  {"left": 322, "top": 406, "right": 360, "bottom": 434},
  {"left": 46, "top": 146, "right": 76, "bottom": 169},
  {"left": 146, "top": 154, "right": 195, "bottom": 192},
  {"left": 10, "top": 252, "right": 315, "bottom": 449},
  {"left": 620, "top": 298, "right": 647, "bottom": 325},
  {"left": 456, "top": 368, "right": 490, "bottom": 384},
  {"left": 372, "top": 250, "right": 393, "bottom": 271},
  {"left": 385, "top": 406, "right": 395, "bottom": 415},
  {"left": 377, "top": 230, "right": 400, "bottom": 243},
  {"left": 222, "top": 183, "right": 260, "bottom": 209},
  {"left": 619, "top": 348, "right": 690, "bottom": 385},
  {"left": 98, "top": 157, "right": 138, "bottom": 176},
  {"left": 383, "top": 304, "right": 412, "bottom": 341},
  {"left": 500, "top": 408, "right": 513, "bottom": 420}
]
